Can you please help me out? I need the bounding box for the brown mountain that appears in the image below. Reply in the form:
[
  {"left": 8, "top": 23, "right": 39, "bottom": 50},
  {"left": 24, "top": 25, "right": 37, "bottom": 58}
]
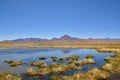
[
  {"left": 0, "top": 35, "right": 120, "bottom": 47},
  {"left": 52, "top": 35, "right": 80, "bottom": 40}
]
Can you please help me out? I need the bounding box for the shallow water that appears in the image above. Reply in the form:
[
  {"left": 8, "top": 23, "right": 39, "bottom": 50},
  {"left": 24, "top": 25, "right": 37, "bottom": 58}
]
[{"left": 0, "top": 48, "right": 114, "bottom": 80}]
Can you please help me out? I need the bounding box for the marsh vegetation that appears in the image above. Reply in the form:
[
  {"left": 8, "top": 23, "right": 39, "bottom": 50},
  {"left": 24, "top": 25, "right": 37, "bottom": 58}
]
[
  {"left": 0, "top": 44, "right": 119, "bottom": 80},
  {"left": 4, "top": 60, "right": 24, "bottom": 67},
  {"left": 0, "top": 73, "right": 22, "bottom": 80}
]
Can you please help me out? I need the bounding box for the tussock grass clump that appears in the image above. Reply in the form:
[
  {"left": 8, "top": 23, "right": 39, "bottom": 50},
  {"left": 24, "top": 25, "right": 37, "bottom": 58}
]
[
  {"left": 57, "top": 58, "right": 65, "bottom": 62},
  {"left": 27, "top": 68, "right": 38, "bottom": 76},
  {"left": 50, "top": 74, "right": 62, "bottom": 80},
  {"left": 49, "top": 63, "right": 67, "bottom": 72},
  {"left": 87, "top": 68, "right": 109, "bottom": 80},
  {"left": 86, "top": 55, "right": 95, "bottom": 59},
  {"left": 73, "top": 59, "right": 96, "bottom": 65},
  {"left": 39, "top": 57, "right": 46, "bottom": 60},
  {"left": 27, "top": 63, "right": 81, "bottom": 76},
  {"left": 79, "top": 59, "right": 96, "bottom": 64},
  {"left": 96, "top": 47, "right": 120, "bottom": 73},
  {"left": 4, "top": 60, "right": 14, "bottom": 64},
  {"left": 27, "top": 55, "right": 81, "bottom": 76},
  {"left": 96, "top": 48, "right": 120, "bottom": 53},
  {"left": 67, "top": 62, "right": 81, "bottom": 69},
  {"left": 27, "top": 68, "right": 51, "bottom": 76},
  {"left": 49, "top": 63, "right": 81, "bottom": 72},
  {"left": 62, "top": 73, "right": 92, "bottom": 80},
  {"left": 4, "top": 60, "right": 24, "bottom": 67},
  {"left": 65, "top": 55, "right": 80, "bottom": 61},
  {"left": 101, "top": 63, "right": 114, "bottom": 72},
  {"left": 51, "top": 56, "right": 57, "bottom": 61},
  {"left": 61, "top": 68, "right": 109, "bottom": 80},
  {"left": 103, "top": 56, "right": 120, "bottom": 73},
  {"left": 68, "top": 61, "right": 75, "bottom": 64},
  {"left": 67, "top": 59, "right": 96, "bottom": 67},
  {"left": 104, "top": 57, "right": 113, "bottom": 62},
  {"left": 0, "top": 73, "right": 22, "bottom": 80},
  {"left": 10, "top": 61, "right": 24, "bottom": 67},
  {"left": 30, "top": 61, "right": 48, "bottom": 68}
]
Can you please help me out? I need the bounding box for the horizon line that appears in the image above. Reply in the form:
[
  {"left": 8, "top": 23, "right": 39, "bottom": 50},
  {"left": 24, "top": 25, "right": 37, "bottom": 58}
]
[{"left": 0, "top": 35, "right": 120, "bottom": 41}]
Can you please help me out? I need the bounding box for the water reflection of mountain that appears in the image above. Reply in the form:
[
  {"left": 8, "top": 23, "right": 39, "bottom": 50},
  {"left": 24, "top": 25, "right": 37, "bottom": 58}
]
[
  {"left": 0, "top": 48, "right": 56, "bottom": 54},
  {"left": 62, "top": 50, "right": 71, "bottom": 54},
  {"left": 61, "top": 49, "right": 73, "bottom": 54},
  {"left": 61, "top": 48, "right": 80, "bottom": 54}
]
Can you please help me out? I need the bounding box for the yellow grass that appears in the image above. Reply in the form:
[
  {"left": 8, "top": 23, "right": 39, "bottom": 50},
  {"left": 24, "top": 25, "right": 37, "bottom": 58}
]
[{"left": 0, "top": 73, "right": 22, "bottom": 80}]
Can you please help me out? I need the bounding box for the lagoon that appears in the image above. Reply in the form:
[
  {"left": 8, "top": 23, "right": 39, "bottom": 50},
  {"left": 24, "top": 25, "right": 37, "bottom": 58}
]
[{"left": 0, "top": 48, "right": 114, "bottom": 80}]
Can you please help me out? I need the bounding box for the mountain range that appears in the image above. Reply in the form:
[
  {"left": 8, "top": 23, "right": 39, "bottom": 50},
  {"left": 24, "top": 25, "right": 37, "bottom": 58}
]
[{"left": 1, "top": 35, "right": 120, "bottom": 42}]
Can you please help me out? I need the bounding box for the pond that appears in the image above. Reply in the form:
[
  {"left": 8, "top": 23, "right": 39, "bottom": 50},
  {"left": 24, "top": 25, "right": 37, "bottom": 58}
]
[{"left": 0, "top": 48, "right": 114, "bottom": 80}]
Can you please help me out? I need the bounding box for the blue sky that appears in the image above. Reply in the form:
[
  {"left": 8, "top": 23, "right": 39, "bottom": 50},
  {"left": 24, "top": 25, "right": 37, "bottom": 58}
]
[{"left": 0, "top": 0, "right": 120, "bottom": 40}]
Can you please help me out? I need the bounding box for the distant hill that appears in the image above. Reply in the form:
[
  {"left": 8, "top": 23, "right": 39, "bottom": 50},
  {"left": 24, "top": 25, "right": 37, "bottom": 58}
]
[
  {"left": 52, "top": 35, "right": 80, "bottom": 40},
  {"left": 0, "top": 35, "right": 120, "bottom": 48},
  {"left": 1, "top": 35, "right": 120, "bottom": 44},
  {"left": 2, "top": 38, "right": 48, "bottom": 42}
]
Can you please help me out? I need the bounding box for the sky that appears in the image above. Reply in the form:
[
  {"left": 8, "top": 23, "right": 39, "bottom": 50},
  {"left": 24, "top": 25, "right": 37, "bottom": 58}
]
[{"left": 0, "top": 0, "right": 120, "bottom": 40}]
